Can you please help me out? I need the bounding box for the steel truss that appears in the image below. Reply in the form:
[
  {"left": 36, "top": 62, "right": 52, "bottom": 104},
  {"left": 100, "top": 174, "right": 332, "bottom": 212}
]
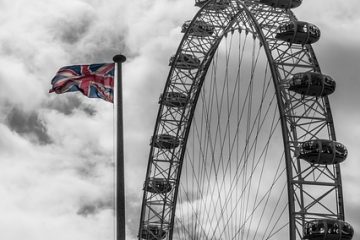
[{"left": 138, "top": 1, "right": 345, "bottom": 240}]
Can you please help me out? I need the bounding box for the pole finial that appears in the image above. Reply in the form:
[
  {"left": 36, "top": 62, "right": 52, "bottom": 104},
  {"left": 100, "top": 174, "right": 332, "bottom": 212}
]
[{"left": 113, "top": 54, "right": 127, "bottom": 63}]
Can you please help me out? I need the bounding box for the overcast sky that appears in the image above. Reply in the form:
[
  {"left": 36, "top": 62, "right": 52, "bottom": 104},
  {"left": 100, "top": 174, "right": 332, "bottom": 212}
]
[{"left": 0, "top": 0, "right": 359, "bottom": 239}]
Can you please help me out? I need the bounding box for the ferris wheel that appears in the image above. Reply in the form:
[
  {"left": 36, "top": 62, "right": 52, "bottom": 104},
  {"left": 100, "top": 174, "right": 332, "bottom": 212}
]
[{"left": 137, "top": 0, "right": 354, "bottom": 239}]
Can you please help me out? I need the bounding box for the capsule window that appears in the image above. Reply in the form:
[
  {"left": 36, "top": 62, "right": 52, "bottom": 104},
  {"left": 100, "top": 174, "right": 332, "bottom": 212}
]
[
  {"left": 314, "top": 28, "right": 320, "bottom": 36},
  {"left": 290, "top": 23, "right": 295, "bottom": 30},
  {"left": 309, "top": 25, "right": 315, "bottom": 34},
  {"left": 287, "top": 23, "right": 294, "bottom": 31},
  {"left": 343, "top": 223, "right": 352, "bottom": 234},
  {"left": 334, "top": 223, "right": 339, "bottom": 234},
  {"left": 322, "top": 143, "right": 333, "bottom": 154},
  {"left": 313, "top": 80, "right": 321, "bottom": 86},
  {"left": 310, "top": 75, "right": 322, "bottom": 85},
  {"left": 298, "top": 24, "right": 306, "bottom": 33},
  {"left": 304, "top": 141, "right": 318, "bottom": 150},
  {"left": 301, "top": 73, "right": 308, "bottom": 80},
  {"left": 294, "top": 79, "right": 302, "bottom": 85},
  {"left": 319, "top": 225, "right": 325, "bottom": 234}
]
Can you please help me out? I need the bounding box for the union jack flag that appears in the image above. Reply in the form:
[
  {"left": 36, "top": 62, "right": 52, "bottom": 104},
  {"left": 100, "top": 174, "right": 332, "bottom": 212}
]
[{"left": 49, "top": 63, "right": 115, "bottom": 103}]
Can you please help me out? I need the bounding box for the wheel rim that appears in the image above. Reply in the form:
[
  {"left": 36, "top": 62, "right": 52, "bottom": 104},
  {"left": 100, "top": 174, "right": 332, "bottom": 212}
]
[{"left": 138, "top": 1, "right": 346, "bottom": 240}]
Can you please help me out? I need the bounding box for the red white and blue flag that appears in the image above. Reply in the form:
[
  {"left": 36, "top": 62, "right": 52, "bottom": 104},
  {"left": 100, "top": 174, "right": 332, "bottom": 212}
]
[{"left": 49, "top": 63, "right": 115, "bottom": 103}]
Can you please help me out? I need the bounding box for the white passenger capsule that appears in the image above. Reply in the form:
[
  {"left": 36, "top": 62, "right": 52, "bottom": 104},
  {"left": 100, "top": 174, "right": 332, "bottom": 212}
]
[
  {"left": 139, "top": 225, "right": 167, "bottom": 240},
  {"left": 169, "top": 53, "right": 201, "bottom": 70},
  {"left": 160, "top": 92, "right": 188, "bottom": 108},
  {"left": 258, "top": 0, "right": 302, "bottom": 9},
  {"left": 304, "top": 219, "right": 354, "bottom": 240},
  {"left": 151, "top": 134, "right": 181, "bottom": 149},
  {"left": 145, "top": 178, "right": 172, "bottom": 194},
  {"left": 195, "top": 0, "right": 230, "bottom": 10},
  {"left": 181, "top": 20, "right": 214, "bottom": 37},
  {"left": 289, "top": 72, "right": 336, "bottom": 97},
  {"left": 276, "top": 21, "right": 321, "bottom": 45},
  {"left": 299, "top": 139, "right": 348, "bottom": 165}
]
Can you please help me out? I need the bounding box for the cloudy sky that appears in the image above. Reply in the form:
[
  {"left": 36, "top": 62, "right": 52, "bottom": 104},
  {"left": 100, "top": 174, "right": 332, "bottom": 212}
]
[{"left": 0, "top": 0, "right": 359, "bottom": 239}]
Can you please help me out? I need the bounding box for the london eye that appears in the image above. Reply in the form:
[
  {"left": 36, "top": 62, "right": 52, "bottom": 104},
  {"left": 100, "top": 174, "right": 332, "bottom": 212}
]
[{"left": 137, "top": 0, "right": 354, "bottom": 239}]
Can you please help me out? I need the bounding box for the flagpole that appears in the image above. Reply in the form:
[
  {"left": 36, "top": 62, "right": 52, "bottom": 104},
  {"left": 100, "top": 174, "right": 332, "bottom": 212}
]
[{"left": 113, "top": 54, "right": 126, "bottom": 240}]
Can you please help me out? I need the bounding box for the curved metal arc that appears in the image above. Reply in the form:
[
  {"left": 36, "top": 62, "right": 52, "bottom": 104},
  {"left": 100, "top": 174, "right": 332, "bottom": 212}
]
[
  {"left": 304, "top": 44, "right": 345, "bottom": 220},
  {"left": 137, "top": 2, "right": 213, "bottom": 236},
  {"left": 167, "top": 51, "right": 218, "bottom": 238},
  {"left": 165, "top": 7, "right": 240, "bottom": 239},
  {"left": 272, "top": 8, "right": 345, "bottom": 236},
  {"left": 167, "top": 4, "right": 253, "bottom": 240},
  {"left": 139, "top": 1, "right": 346, "bottom": 240},
  {"left": 139, "top": 0, "right": 294, "bottom": 238}
]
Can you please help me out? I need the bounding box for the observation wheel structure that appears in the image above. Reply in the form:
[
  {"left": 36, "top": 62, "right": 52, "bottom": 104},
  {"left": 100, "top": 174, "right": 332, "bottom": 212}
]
[{"left": 138, "top": 0, "right": 354, "bottom": 240}]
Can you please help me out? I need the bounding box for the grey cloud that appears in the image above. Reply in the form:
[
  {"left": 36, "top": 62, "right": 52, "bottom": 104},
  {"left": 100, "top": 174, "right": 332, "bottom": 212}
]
[
  {"left": 77, "top": 199, "right": 114, "bottom": 217},
  {"left": 76, "top": 161, "right": 98, "bottom": 179},
  {"left": 75, "top": 160, "right": 111, "bottom": 179},
  {"left": 44, "top": 1, "right": 96, "bottom": 45},
  {"left": 125, "top": 192, "right": 143, "bottom": 238},
  {"left": 5, "top": 107, "right": 52, "bottom": 145},
  {"left": 68, "top": 27, "right": 130, "bottom": 65},
  {"left": 46, "top": 95, "right": 97, "bottom": 116},
  {"left": 79, "top": 35, "right": 129, "bottom": 63},
  {"left": 58, "top": 17, "right": 93, "bottom": 44},
  {"left": 47, "top": 95, "right": 82, "bottom": 115},
  {"left": 77, "top": 204, "right": 98, "bottom": 217},
  {"left": 82, "top": 105, "right": 97, "bottom": 116}
]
